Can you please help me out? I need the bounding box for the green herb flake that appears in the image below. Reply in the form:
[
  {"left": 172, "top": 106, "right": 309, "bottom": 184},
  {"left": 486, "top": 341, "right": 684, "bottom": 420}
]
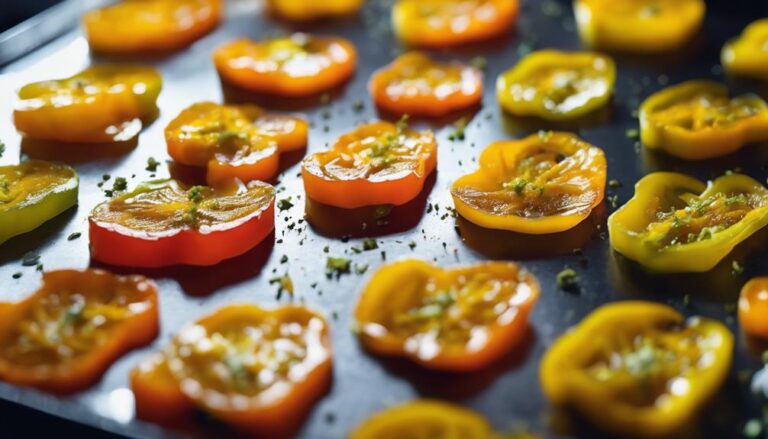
[
  {"left": 112, "top": 177, "right": 128, "bottom": 193},
  {"left": 625, "top": 128, "right": 640, "bottom": 139},
  {"left": 187, "top": 186, "right": 206, "bottom": 203},
  {"left": 732, "top": 260, "right": 745, "bottom": 276},
  {"left": 269, "top": 273, "right": 294, "bottom": 299},
  {"left": 556, "top": 267, "right": 580, "bottom": 292},
  {"left": 67, "top": 232, "right": 82, "bottom": 241},
  {"left": 277, "top": 198, "right": 294, "bottom": 211},
  {"left": 146, "top": 157, "right": 160, "bottom": 172},
  {"left": 21, "top": 252, "right": 40, "bottom": 267},
  {"left": 362, "top": 239, "right": 378, "bottom": 251},
  {"left": 448, "top": 117, "right": 468, "bottom": 141},
  {"left": 326, "top": 257, "right": 352, "bottom": 278}
]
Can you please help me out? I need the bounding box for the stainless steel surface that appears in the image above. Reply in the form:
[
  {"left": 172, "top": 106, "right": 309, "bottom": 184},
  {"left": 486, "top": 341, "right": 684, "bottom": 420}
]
[{"left": 0, "top": 0, "right": 767, "bottom": 438}]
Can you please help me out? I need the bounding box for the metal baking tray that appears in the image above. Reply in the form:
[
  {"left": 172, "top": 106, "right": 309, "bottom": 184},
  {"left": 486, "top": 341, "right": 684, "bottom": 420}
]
[{"left": 1, "top": 0, "right": 768, "bottom": 438}]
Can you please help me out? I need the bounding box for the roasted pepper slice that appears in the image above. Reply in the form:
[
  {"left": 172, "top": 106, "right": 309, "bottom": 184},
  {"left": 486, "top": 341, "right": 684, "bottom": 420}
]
[
  {"left": 89, "top": 179, "right": 275, "bottom": 268},
  {"left": 349, "top": 400, "right": 494, "bottom": 439},
  {"left": 639, "top": 80, "right": 768, "bottom": 160},
  {"left": 392, "top": 0, "right": 519, "bottom": 48},
  {"left": 83, "top": 0, "right": 222, "bottom": 53},
  {"left": 574, "top": 0, "right": 705, "bottom": 53},
  {"left": 722, "top": 19, "right": 768, "bottom": 81},
  {"left": 739, "top": 278, "right": 768, "bottom": 339},
  {"left": 165, "top": 102, "right": 307, "bottom": 185},
  {"left": 14, "top": 65, "right": 162, "bottom": 143},
  {"left": 608, "top": 173, "right": 768, "bottom": 273},
  {"left": 0, "top": 161, "right": 78, "bottom": 245},
  {"left": 369, "top": 52, "right": 483, "bottom": 117},
  {"left": 265, "top": 0, "right": 363, "bottom": 21},
  {"left": 452, "top": 131, "right": 606, "bottom": 234},
  {"left": 354, "top": 259, "right": 539, "bottom": 371},
  {"left": 302, "top": 119, "right": 437, "bottom": 208},
  {"left": 131, "top": 304, "right": 331, "bottom": 436},
  {"left": 0, "top": 269, "right": 158, "bottom": 394},
  {"left": 214, "top": 33, "right": 357, "bottom": 97},
  {"left": 496, "top": 50, "right": 616, "bottom": 120},
  {"left": 541, "top": 301, "right": 732, "bottom": 438}
]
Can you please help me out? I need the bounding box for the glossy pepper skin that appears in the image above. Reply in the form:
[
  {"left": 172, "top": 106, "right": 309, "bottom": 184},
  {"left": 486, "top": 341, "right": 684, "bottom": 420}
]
[
  {"left": 131, "top": 305, "right": 332, "bottom": 437},
  {"left": 0, "top": 269, "right": 158, "bottom": 394},
  {"left": 89, "top": 179, "right": 275, "bottom": 268},
  {"left": 14, "top": 65, "right": 162, "bottom": 144},
  {"left": 83, "top": 0, "right": 222, "bottom": 53},
  {"left": 369, "top": 52, "right": 483, "bottom": 117},
  {"left": 541, "top": 301, "right": 733, "bottom": 438},
  {"left": 722, "top": 19, "right": 768, "bottom": 81},
  {"left": 639, "top": 80, "right": 768, "bottom": 160},
  {"left": 265, "top": 0, "right": 364, "bottom": 21},
  {"left": 392, "top": 0, "right": 519, "bottom": 48},
  {"left": 497, "top": 50, "right": 616, "bottom": 120},
  {"left": 451, "top": 131, "right": 606, "bottom": 234},
  {"left": 213, "top": 33, "right": 357, "bottom": 97},
  {"left": 165, "top": 102, "right": 307, "bottom": 185},
  {"left": 349, "top": 400, "right": 494, "bottom": 439},
  {"left": 574, "top": 0, "right": 705, "bottom": 53},
  {"left": 739, "top": 278, "right": 768, "bottom": 339},
  {"left": 608, "top": 173, "right": 768, "bottom": 273},
  {"left": 0, "top": 161, "right": 78, "bottom": 245},
  {"left": 302, "top": 120, "right": 437, "bottom": 209},
  {"left": 354, "top": 259, "right": 539, "bottom": 372}
]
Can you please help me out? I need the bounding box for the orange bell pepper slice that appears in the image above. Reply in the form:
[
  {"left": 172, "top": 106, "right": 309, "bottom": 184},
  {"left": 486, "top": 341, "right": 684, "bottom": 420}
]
[
  {"left": 89, "top": 179, "right": 275, "bottom": 268},
  {"left": 302, "top": 119, "right": 437, "bottom": 208},
  {"left": 392, "top": 0, "right": 519, "bottom": 47},
  {"left": 0, "top": 269, "right": 158, "bottom": 394},
  {"left": 165, "top": 102, "right": 307, "bottom": 185},
  {"left": 574, "top": 0, "right": 705, "bottom": 53},
  {"left": 265, "top": 0, "right": 364, "bottom": 21},
  {"left": 369, "top": 51, "right": 483, "bottom": 117},
  {"left": 740, "top": 278, "right": 768, "bottom": 339},
  {"left": 213, "top": 33, "right": 357, "bottom": 97},
  {"left": 354, "top": 259, "right": 539, "bottom": 371},
  {"left": 83, "top": 0, "right": 222, "bottom": 53},
  {"left": 131, "top": 304, "right": 332, "bottom": 437},
  {"left": 452, "top": 131, "right": 607, "bottom": 234},
  {"left": 349, "top": 400, "right": 495, "bottom": 438}
]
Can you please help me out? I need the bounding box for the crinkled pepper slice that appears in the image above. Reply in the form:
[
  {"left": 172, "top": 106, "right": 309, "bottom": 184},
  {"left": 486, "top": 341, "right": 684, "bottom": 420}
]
[
  {"left": 369, "top": 51, "right": 483, "bottom": 117},
  {"left": 302, "top": 119, "right": 437, "bottom": 209},
  {"left": 213, "top": 33, "right": 357, "bottom": 97},
  {"left": 608, "top": 172, "right": 768, "bottom": 273},
  {"left": 739, "top": 277, "right": 768, "bottom": 339},
  {"left": 722, "top": 19, "right": 768, "bottom": 81},
  {"left": 349, "top": 400, "right": 494, "bottom": 439},
  {"left": 354, "top": 259, "right": 539, "bottom": 371},
  {"left": 496, "top": 50, "right": 616, "bottom": 120},
  {"left": 0, "top": 161, "right": 78, "bottom": 245},
  {"left": 83, "top": 0, "right": 222, "bottom": 53},
  {"left": 265, "top": 0, "right": 363, "bottom": 21},
  {"left": 89, "top": 179, "right": 275, "bottom": 268},
  {"left": 392, "top": 0, "right": 519, "bottom": 48},
  {"left": 131, "top": 304, "right": 331, "bottom": 437},
  {"left": 14, "top": 65, "right": 162, "bottom": 143},
  {"left": 0, "top": 269, "right": 158, "bottom": 394},
  {"left": 541, "top": 301, "right": 732, "bottom": 438},
  {"left": 639, "top": 80, "right": 768, "bottom": 160},
  {"left": 451, "top": 131, "right": 606, "bottom": 234},
  {"left": 574, "top": 0, "right": 705, "bottom": 53},
  {"left": 165, "top": 102, "right": 307, "bottom": 185}
]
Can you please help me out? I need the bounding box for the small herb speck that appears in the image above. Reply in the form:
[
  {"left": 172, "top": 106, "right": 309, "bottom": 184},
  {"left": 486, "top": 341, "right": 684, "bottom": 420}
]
[{"left": 67, "top": 232, "right": 82, "bottom": 241}]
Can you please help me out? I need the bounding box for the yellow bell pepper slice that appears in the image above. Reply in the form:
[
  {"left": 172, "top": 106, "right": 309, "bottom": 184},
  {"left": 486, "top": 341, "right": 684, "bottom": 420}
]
[
  {"left": 348, "top": 400, "right": 494, "bottom": 439},
  {"left": 574, "top": 0, "right": 705, "bottom": 53},
  {"left": 639, "top": 80, "right": 768, "bottom": 160},
  {"left": 722, "top": 19, "right": 768, "bottom": 81},
  {"left": 608, "top": 172, "right": 768, "bottom": 273},
  {"left": 496, "top": 50, "right": 615, "bottom": 120},
  {"left": 0, "top": 161, "right": 79, "bottom": 245},
  {"left": 265, "top": 0, "right": 363, "bottom": 21},
  {"left": 451, "top": 131, "right": 606, "bottom": 234},
  {"left": 541, "top": 301, "right": 733, "bottom": 438}
]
